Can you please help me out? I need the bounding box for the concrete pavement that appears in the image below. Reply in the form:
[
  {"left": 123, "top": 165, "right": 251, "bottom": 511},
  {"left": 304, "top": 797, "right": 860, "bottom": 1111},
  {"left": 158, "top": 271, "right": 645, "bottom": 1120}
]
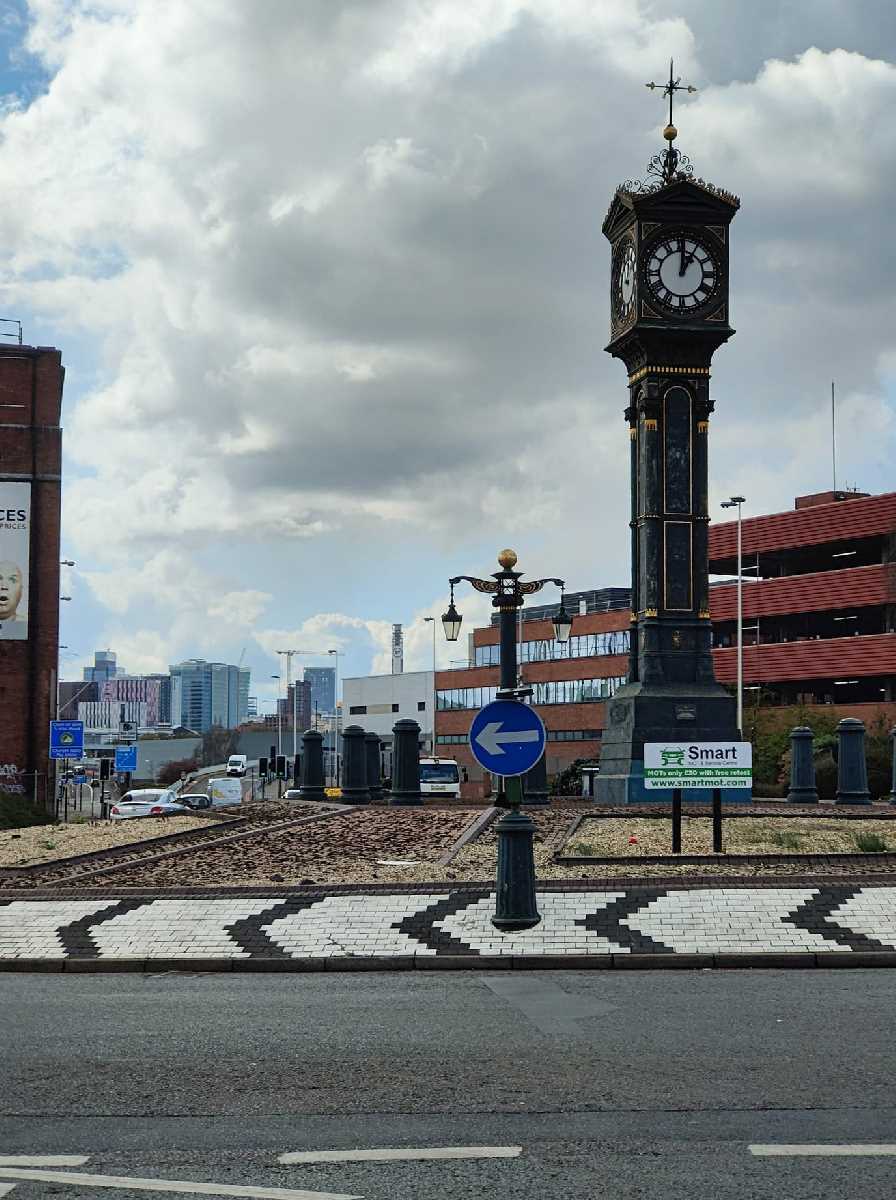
[{"left": 2, "top": 971, "right": 896, "bottom": 1198}]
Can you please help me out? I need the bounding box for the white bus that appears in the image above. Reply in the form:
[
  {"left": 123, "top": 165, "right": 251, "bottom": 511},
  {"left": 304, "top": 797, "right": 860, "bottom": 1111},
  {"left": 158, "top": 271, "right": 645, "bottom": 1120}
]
[{"left": 419, "top": 757, "right": 460, "bottom": 800}]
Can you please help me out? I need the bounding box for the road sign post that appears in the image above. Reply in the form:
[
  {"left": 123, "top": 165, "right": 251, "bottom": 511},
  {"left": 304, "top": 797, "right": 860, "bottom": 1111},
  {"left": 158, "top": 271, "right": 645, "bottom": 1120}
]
[
  {"left": 470, "top": 698, "right": 548, "bottom": 933},
  {"left": 444, "top": 551, "right": 571, "bottom": 933},
  {"left": 49, "top": 720, "right": 84, "bottom": 760},
  {"left": 114, "top": 745, "right": 138, "bottom": 774}
]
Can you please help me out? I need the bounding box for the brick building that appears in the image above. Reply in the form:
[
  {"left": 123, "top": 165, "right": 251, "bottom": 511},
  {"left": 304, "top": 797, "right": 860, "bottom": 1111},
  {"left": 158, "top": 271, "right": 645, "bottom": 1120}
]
[
  {"left": 435, "top": 589, "right": 630, "bottom": 778},
  {"left": 435, "top": 491, "right": 896, "bottom": 781},
  {"left": 709, "top": 489, "right": 896, "bottom": 707},
  {"left": 0, "top": 343, "right": 64, "bottom": 804}
]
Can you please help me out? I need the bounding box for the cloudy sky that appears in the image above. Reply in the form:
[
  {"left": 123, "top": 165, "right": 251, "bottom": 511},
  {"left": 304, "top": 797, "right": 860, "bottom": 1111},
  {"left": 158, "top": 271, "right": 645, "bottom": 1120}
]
[{"left": 1, "top": 0, "right": 894, "bottom": 707}]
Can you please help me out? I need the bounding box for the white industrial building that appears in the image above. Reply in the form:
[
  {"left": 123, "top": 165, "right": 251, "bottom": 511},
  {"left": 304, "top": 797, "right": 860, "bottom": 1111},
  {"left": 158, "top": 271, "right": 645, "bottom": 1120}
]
[{"left": 342, "top": 670, "right": 434, "bottom": 751}]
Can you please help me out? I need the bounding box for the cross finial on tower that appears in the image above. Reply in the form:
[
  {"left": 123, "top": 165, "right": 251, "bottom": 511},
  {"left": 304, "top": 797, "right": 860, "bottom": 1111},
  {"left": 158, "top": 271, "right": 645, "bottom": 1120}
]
[{"left": 645, "top": 59, "right": 697, "bottom": 184}]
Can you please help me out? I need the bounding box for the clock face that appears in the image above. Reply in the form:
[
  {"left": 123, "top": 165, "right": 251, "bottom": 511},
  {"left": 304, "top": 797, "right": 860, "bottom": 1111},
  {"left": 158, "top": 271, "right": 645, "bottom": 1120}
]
[
  {"left": 645, "top": 234, "right": 719, "bottom": 313},
  {"left": 611, "top": 238, "right": 637, "bottom": 324}
]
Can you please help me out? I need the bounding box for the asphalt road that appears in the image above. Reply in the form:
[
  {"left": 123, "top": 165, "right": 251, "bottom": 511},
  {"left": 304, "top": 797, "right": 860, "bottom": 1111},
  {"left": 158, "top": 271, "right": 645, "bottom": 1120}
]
[{"left": 2, "top": 969, "right": 896, "bottom": 1199}]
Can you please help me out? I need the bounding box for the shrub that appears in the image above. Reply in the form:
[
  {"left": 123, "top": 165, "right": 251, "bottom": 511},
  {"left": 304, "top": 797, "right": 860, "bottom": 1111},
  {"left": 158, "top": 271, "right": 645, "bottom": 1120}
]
[
  {"left": 768, "top": 830, "right": 804, "bottom": 851},
  {"left": 157, "top": 758, "right": 199, "bottom": 787},
  {"left": 853, "top": 832, "right": 889, "bottom": 853},
  {"left": 0, "top": 792, "right": 52, "bottom": 830}
]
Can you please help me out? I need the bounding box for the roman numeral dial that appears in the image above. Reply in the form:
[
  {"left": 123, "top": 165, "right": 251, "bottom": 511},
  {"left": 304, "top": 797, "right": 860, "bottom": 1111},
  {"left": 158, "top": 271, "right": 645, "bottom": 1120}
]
[{"left": 644, "top": 234, "right": 719, "bottom": 314}]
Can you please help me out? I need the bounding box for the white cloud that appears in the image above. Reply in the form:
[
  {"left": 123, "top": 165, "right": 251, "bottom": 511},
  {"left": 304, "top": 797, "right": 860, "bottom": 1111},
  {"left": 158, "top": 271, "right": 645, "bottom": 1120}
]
[{"left": 5, "top": 1, "right": 895, "bottom": 684}]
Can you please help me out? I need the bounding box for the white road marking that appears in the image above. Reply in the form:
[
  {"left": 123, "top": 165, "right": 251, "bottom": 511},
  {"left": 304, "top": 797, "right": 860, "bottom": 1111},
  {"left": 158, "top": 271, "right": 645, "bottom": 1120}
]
[
  {"left": 750, "top": 1144, "right": 896, "bottom": 1157},
  {"left": 0, "top": 1167, "right": 360, "bottom": 1200},
  {"left": 0, "top": 1157, "right": 89, "bottom": 1167},
  {"left": 279, "top": 1146, "right": 523, "bottom": 1164},
  {"left": 0, "top": 1185, "right": 16, "bottom": 1196}
]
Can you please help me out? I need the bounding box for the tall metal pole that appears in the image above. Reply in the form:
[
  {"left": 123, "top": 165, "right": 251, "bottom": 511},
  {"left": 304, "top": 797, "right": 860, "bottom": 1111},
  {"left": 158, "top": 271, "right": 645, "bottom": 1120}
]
[
  {"left": 736, "top": 499, "right": 743, "bottom": 737},
  {"left": 832, "top": 380, "right": 837, "bottom": 492},
  {"left": 443, "top": 552, "right": 566, "bottom": 933},
  {"left": 424, "top": 617, "right": 436, "bottom": 753}
]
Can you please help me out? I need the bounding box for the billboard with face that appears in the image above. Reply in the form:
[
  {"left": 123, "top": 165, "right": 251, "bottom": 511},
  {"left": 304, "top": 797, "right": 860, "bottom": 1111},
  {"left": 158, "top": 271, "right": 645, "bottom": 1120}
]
[{"left": 0, "top": 482, "right": 30, "bottom": 641}]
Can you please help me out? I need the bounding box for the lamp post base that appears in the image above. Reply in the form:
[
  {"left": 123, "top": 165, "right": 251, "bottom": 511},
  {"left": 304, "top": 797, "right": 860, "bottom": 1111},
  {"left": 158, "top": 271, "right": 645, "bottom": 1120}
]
[{"left": 492, "top": 778, "right": 541, "bottom": 932}]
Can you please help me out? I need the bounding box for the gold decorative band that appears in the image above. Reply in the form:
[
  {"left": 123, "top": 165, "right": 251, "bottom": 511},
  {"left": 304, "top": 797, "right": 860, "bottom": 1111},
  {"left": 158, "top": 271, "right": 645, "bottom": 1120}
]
[
  {"left": 629, "top": 427, "right": 637, "bottom": 440},
  {"left": 697, "top": 420, "right": 709, "bottom": 432},
  {"left": 629, "top": 365, "right": 711, "bottom": 384},
  {"left": 641, "top": 607, "right": 658, "bottom": 617},
  {"left": 698, "top": 609, "right": 711, "bottom": 618},
  {"left": 644, "top": 418, "right": 658, "bottom": 431}
]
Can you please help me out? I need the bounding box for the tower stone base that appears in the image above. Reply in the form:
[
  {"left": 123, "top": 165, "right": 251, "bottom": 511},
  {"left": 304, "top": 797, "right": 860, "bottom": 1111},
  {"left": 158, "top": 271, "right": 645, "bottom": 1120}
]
[{"left": 595, "top": 681, "right": 744, "bottom": 804}]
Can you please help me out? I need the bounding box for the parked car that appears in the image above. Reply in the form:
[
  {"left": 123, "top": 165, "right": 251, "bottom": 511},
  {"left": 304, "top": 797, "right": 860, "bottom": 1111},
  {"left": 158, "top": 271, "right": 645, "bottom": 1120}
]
[
  {"left": 109, "top": 789, "right": 193, "bottom": 820},
  {"left": 177, "top": 792, "right": 213, "bottom": 810}
]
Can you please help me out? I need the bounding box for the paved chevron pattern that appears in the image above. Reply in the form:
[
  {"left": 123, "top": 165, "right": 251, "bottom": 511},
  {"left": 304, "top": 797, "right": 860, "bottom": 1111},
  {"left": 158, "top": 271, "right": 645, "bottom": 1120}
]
[{"left": 0, "top": 885, "right": 895, "bottom": 961}]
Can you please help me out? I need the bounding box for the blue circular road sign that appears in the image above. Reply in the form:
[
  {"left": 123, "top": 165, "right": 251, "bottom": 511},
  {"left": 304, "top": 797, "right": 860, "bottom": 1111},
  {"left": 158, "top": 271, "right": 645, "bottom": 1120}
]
[{"left": 469, "top": 699, "right": 546, "bottom": 777}]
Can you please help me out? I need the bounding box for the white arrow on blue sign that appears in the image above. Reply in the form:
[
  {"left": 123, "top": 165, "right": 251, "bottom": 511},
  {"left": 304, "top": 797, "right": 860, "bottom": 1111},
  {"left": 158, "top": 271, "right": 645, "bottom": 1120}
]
[
  {"left": 469, "top": 699, "right": 546, "bottom": 777},
  {"left": 114, "top": 744, "right": 138, "bottom": 773}
]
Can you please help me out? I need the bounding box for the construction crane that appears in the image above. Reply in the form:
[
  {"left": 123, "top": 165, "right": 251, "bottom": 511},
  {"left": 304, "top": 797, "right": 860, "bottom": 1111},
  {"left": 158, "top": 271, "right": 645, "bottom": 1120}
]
[{"left": 274, "top": 648, "right": 343, "bottom": 759}]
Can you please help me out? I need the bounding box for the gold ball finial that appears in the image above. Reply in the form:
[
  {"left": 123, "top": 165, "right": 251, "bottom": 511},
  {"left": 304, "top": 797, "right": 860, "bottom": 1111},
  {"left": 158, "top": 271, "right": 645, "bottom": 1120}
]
[
  {"left": 497, "top": 548, "right": 518, "bottom": 569},
  {"left": 663, "top": 123, "right": 677, "bottom": 142}
]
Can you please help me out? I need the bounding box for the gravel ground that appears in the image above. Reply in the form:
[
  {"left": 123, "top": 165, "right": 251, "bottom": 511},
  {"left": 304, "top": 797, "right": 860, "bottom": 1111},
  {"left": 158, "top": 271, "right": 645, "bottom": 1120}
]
[
  {"left": 59, "top": 806, "right": 484, "bottom": 887},
  {"left": 0, "top": 813, "right": 225, "bottom": 867},
  {"left": 449, "top": 806, "right": 896, "bottom": 880},
  {"left": 566, "top": 815, "right": 896, "bottom": 857}
]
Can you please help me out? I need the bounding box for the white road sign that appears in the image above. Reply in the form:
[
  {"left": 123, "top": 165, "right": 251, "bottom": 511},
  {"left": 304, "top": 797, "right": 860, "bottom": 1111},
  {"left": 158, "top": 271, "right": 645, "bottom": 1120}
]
[{"left": 644, "top": 741, "right": 752, "bottom": 790}]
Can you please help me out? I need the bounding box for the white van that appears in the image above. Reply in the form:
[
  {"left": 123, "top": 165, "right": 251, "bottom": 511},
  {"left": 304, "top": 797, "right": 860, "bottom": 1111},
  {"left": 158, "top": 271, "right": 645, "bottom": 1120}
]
[
  {"left": 208, "top": 776, "right": 244, "bottom": 807},
  {"left": 226, "top": 754, "right": 248, "bottom": 777},
  {"left": 419, "top": 757, "right": 461, "bottom": 800}
]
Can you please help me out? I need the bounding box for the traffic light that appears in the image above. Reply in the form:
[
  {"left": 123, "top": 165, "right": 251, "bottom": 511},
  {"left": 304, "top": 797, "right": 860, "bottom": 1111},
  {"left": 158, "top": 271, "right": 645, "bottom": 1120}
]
[
  {"left": 276, "top": 754, "right": 286, "bottom": 778},
  {"left": 99, "top": 758, "right": 112, "bottom": 780},
  {"left": 259, "top": 756, "right": 268, "bottom": 777},
  {"left": 270, "top": 744, "right": 276, "bottom": 765}
]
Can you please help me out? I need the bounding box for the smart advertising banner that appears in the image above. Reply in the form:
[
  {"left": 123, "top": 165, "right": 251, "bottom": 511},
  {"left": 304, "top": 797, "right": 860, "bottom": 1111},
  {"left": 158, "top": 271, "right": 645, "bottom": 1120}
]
[
  {"left": 644, "top": 741, "right": 752, "bottom": 790},
  {"left": 0, "top": 482, "right": 30, "bottom": 641}
]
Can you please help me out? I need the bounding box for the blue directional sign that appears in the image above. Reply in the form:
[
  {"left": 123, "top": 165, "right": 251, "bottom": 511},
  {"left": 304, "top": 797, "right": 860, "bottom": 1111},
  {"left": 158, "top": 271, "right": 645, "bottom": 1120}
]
[
  {"left": 49, "top": 720, "right": 84, "bottom": 760},
  {"left": 114, "top": 744, "right": 138, "bottom": 773},
  {"left": 469, "top": 699, "right": 546, "bottom": 777}
]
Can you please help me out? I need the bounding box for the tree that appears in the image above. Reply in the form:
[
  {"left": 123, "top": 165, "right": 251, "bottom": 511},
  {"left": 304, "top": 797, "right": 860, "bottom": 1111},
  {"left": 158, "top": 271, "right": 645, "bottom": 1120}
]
[
  {"left": 199, "top": 725, "right": 239, "bottom": 767},
  {"left": 157, "top": 757, "right": 199, "bottom": 787}
]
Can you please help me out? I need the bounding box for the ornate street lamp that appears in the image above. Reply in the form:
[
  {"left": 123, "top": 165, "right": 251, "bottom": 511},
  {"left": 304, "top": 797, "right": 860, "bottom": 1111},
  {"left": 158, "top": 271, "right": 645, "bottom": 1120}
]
[
  {"left": 441, "top": 596, "right": 463, "bottom": 642},
  {"left": 552, "top": 592, "right": 573, "bottom": 645},
  {"left": 442, "top": 549, "right": 568, "bottom": 930}
]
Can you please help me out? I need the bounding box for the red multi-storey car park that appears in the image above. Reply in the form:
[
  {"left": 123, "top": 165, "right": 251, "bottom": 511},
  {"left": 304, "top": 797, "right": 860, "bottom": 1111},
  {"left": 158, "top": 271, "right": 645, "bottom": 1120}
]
[{"left": 435, "top": 490, "right": 896, "bottom": 781}]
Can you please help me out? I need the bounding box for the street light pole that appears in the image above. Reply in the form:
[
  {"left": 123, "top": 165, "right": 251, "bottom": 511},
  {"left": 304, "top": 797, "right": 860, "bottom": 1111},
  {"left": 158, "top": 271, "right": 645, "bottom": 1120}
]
[
  {"left": 424, "top": 616, "right": 436, "bottom": 753},
  {"left": 442, "top": 550, "right": 571, "bottom": 931},
  {"left": 271, "top": 674, "right": 281, "bottom": 758},
  {"left": 721, "top": 495, "right": 746, "bottom": 736},
  {"left": 328, "top": 649, "right": 341, "bottom": 787}
]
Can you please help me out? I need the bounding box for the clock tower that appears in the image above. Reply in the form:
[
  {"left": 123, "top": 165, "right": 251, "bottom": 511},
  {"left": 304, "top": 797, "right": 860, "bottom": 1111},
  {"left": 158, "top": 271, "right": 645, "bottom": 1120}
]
[{"left": 596, "top": 63, "right": 741, "bottom": 803}]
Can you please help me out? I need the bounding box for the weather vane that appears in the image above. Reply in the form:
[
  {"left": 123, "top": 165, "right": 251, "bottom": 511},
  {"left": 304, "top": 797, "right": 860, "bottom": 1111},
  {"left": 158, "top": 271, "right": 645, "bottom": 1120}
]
[{"left": 645, "top": 58, "right": 697, "bottom": 185}]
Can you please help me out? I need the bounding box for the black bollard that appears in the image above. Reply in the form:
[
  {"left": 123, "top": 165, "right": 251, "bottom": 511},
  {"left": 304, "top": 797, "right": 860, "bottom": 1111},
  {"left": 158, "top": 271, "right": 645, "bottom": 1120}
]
[
  {"left": 835, "top": 718, "right": 872, "bottom": 805},
  {"left": 786, "top": 726, "right": 818, "bottom": 804},
  {"left": 888, "top": 727, "right": 896, "bottom": 805},
  {"left": 388, "top": 719, "right": 422, "bottom": 806},
  {"left": 365, "top": 732, "right": 383, "bottom": 803},
  {"left": 340, "top": 725, "right": 370, "bottom": 805},
  {"left": 521, "top": 754, "right": 550, "bottom": 806},
  {"left": 492, "top": 777, "right": 541, "bottom": 931},
  {"left": 299, "top": 729, "right": 326, "bottom": 801}
]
